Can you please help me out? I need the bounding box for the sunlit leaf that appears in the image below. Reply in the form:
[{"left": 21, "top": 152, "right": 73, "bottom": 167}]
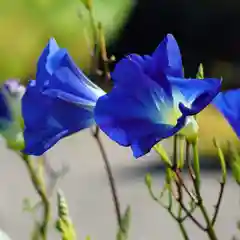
[
  {"left": 153, "top": 143, "right": 172, "bottom": 167},
  {"left": 196, "top": 63, "right": 204, "bottom": 79}
]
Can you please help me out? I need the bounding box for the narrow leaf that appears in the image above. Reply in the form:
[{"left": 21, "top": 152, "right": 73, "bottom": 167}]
[
  {"left": 196, "top": 63, "right": 204, "bottom": 79},
  {"left": 153, "top": 143, "right": 172, "bottom": 167}
]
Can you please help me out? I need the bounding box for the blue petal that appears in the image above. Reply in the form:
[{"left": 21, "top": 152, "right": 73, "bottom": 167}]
[
  {"left": 212, "top": 89, "right": 240, "bottom": 137},
  {"left": 94, "top": 78, "right": 185, "bottom": 158},
  {"left": 150, "top": 34, "right": 183, "bottom": 78},
  {"left": 36, "top": 38, "right": 66, "bottom": 87},
  {"left": 43, "top": 53, "right": 105, "bottom": 103},
  {"left": 111, "top": 55, "right": 173, "bottom": 104},
  {"left": 169, "top": 77, "right": 221, "bottom": 116},
  {"left": 0, "top": 92, "right": 11, "bottom": 131},
  {"left": 111, "top": 56, "right": 145, "bottom": 87},
  {"left": 22, "top": 81, "right": 95, "bottom": 156}
]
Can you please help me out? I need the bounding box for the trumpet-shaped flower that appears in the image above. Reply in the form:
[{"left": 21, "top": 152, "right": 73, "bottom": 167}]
[
  {"left": 213, "top": 89, "right": 240, "bottom": 137},
  {"left": 0, "top": 79, "right": 25, "bottom": 150},
  {"left": 22, "top": 38, "right": 105, "bottom": 156},
  {"left": 95, "top": 34, "right": 221, "bottom": 158}
]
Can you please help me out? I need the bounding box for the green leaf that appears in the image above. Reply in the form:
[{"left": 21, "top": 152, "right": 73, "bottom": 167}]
[
  {"left": 80, "top": 0, "right": 92, "bottom": 11},
  {"left": 237, "top": 220, "right": 240, "bottom": 230},
  {"left": 231, "top": 159, "right": 240, "bottom": 184},
  {"left": 121, "top": 206, "right": 131, "bottom": 234},
  {"left": 144, "top": 173, "right": 152, "bottom": 190},
  {"left": 196, "top": 63, "right": 204, "bottom": 79},
  {"left": 30, "top": 221, "right": 41, "bottom": 240},
  {"left": 22, "top": 197, "right": 33, "bottom": 212},
  {"left": 117, "top": 206, "right": 131, "bottom": 240},
  {"left": 213, "top": 139, "right": 227, "bottom": 183},
  {"left": 229, "top": 146, "right": 240, "bottom": 184},
  {"left": 153, "top": 143, "right": 172, "bottom": 167}
]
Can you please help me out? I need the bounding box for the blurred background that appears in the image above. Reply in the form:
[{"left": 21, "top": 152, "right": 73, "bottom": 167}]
[
  {"left": 1, "top": 0, "right": 239, "bottom": 153},
  {"left": 2, "top": 0, "right": 240, "bottom": 88},
  {"left": 1, "top": 1, "right": 240, "bottom": 239}
]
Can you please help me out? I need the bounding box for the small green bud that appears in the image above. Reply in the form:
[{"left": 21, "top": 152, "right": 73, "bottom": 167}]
[
  {"left": 196, "top": 63, "right": 204, "bottom": 79},
  {"left": 228, "top": 145, "right": 240, "bottom": 185},
  {"left": 144, "top": 173, "right": 152, "bottom": 189},
  {"left": 81, "top": 0, "right": 92, "bottom": 11},
  {"left": 213, "top": 139, "right": 227, "bottom": 183}
]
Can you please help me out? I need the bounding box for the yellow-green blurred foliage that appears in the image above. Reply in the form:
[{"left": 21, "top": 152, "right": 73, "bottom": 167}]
[
  {"left": 0, "top": 0, "right": 133, "bottom": 82},
  {"left": 198, "top": 105, "right": 238, "bottom": 154}
]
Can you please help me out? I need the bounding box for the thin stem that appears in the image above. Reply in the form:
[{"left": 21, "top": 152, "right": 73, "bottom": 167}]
[
  {"left": 178, "top": 220, "right": 190, "bottom": 240},
  {"left": 98, "top": 22, "right": 111, "bottom": 82},
  {"left": 181, "top": 203, "right": 197, "bottom": 222},
  {"left": 191, "top": 143, "right": 218, "bottom": 240},
  {"left": 173, "top": 135, "right": 178, "bottom": 168},
  {"left": 166, "top": 167, "right": 173, "bottom": 210},
  {"left": 92, "top": 127, "right": 122, "bottom": 230},
  {"left": 175, "top": 170, "right": 198, "bottom": 203},
  {"left": 192, "top": 140, "right": 201, "bottom": 189},
  {"left": 147, "top": 182, "right": 179, "bottom": 222},
  {"left": 211, "top": 182, "right": 225, "bottom": 226},
  {"left": 175, "top": 170, "right": 190, "bottom": 240},
  {"left": 185, "top": 140, "right": 195, "bottom": 182},
  {"left": 177, "top": 198, "right": 205, "bottom": 231},
  {"left": 178, "top": 137, "right": 185, "bottom": 169},
  {"left": 22, "top": 154, "right": 50, "bottom": 240},
  {"left": 173, "top": 184, "right": 204, "bottom": 230},
  {"left": 211, "top": 139, "right": 226, "bottom": 226},
  {"left": 88, "top": 7, "right": 99, "bottom": 76},
  {"left": 200, "top": 204, "right": 218, "bottom": 240}
]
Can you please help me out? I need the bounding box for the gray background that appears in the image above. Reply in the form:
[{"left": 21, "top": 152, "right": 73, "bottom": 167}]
[{"left": 0, "top": 130, "right": 239, "bottom": 240}]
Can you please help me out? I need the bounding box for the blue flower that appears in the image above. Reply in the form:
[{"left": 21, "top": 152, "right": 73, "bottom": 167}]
[
  {"left": 22, "top": 38, "right": 105, "bottom": 156},
  {"left": 213, "top": 89, "right": 240, "bottom": 137},
  {"left": 0, "top": 79, "right": 25, "bottom": 150},
  {"left": 95, "top": 34, "right": 221, "bottom": 158}
]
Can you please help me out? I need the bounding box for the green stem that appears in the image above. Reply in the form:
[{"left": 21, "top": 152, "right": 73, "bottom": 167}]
[
  {"left": 88, "top": 6, "right": 99, "bottom": 75},
  {"left": 192, "top": 141, "right": 200, "bottom": 189},
  {"left": 199, "top": 204, "right": 218, "bottom": 240},
  {"left": 191, "top": 143, "right": 218, "bottom": 240},
  {"left": 178, "top": 220, "right": 189, "bottom": 240},
  {"left": 177, "top": 187, "right": 189, "bottom": 240},
  {"left": 173, "top": 136, "right": 189, "bottom": 240},
  {"left": 178, "top": 137, "right": 185, "bottom": 169},
  {"left": 22, "top": 154, "right": 50, "bottom": 240}
]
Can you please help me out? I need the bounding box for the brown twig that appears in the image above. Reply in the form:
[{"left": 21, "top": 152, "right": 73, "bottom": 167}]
[
  {"left": 173, "top": 135, "right": 178, "bottom": 168},
  {"left": 175, "top": 170, "right": 198, "bottom": 203},
  {"left": 176, "top": 196, "right": 205, "bottom": 231},
  {"left": 175, "top": 168, "right": 190, "bottom": 240},
  {"left": 173, "top": 169, "right": 205, "bottom": 231},
  {"left": 181, "top": 203, "right": 197, "bottom": 222},
  {"left": 91, "top": 126, "right": 122, "bottom": 230},
  {"left": 211, "top": 182, "right": 225, "bottom": 226}
]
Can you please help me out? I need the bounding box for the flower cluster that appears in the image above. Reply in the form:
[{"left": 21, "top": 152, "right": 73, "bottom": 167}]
[{"left": 0, "top": 34, "right": 238, "bottom": 158}]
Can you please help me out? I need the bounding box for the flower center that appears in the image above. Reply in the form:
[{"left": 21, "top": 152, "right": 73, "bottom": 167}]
[
  {"left": 179, "top": 116, "right": 199, "bottom": 140},
  {"left": 164, "top": 89, "right": 199, "bottom": 140}
]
